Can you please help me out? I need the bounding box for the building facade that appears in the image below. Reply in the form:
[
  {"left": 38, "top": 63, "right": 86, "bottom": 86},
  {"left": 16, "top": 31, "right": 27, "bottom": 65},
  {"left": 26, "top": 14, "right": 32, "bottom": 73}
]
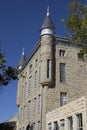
[
  {"left": 16, "top": 8, "right": 87, "bottom": 130},
  {"left": 46, "top": 96, "right": 87, "bottom": 130}
]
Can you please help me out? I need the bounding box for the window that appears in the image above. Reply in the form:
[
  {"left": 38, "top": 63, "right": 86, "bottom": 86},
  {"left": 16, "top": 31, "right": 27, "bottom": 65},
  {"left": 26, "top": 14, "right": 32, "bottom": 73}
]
[
  {"left": 68, "top": 116, "right": 73, "bottom": 130},
  {"left": 30, "top": 64, "right": 32, "bottom": 72},
  {"left": 76, "top": 113, "right": 83, "bottom": 130},
  {"left": 23, "top": 83, "right": 26, "bottom": 101},
  {"left": 19, "top": 108, "right": 22, "bottom": 123},
  {"left": 24, "top": 83, "right": 27, "bottom": 100},
  {"left": 48, "top": 123, "right": 52, "bottom": 130},
  {"left": 33, "top": 123, "right": 36, "bottom": 130},
  {"left": 60, "top": 63, "right": 66, "bottom": 82},
  {"left": 47, "top": 59, "right": 51, "bottom": 78},
  {"left": 23, "top": 106, "right": 26, "bottom": 121},
  {"left": 53, "top": 121, "right": 59, "bottom": 130},
  {"left": 22, "top": 85, "right": 26, "bottom": 102},
  {"left": 38, "top": 94, "right": 41, "bottom": 112},
  {"left": 27, "top": 101, "right": 31, "bottom": 120},
  {"left": 35, "top": 71, "right": 37, "bottom": 87},
  {"left": 29, "top": 76, "right": 32, "bottom": 93},
  {"left": 60, "top": 119, "right": 65, "bottom": 130},
  {"left": 34, "top": 98, "right": 36, "bottom": 112},
  {"left": 60, "top": 92, "right": 67, "bottom": 106},
  {"left": 38, "top": 121, "right": 40, "bottom": 130},
  {"left": 39, "top": 66, "right": 41, "bottom": 85},
  {"left": 21, "top": 108, "right": 23, "bottom": 121},
  {"left": 59, "top": 50, "right": 65, "bottom": 56},
  {"left": 35, "top": 59, "right": 38, "bottom": 66}
]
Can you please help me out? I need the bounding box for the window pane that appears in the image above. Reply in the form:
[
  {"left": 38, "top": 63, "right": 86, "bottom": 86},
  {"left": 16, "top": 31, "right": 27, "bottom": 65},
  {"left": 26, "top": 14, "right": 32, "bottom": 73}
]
[
  {"left": 60, "top": 92, "right": 67, "bottom": 106},
  {"left": 47, "top": 59, "right": 51, "bottom": 78},
  {"left": 68, "top": 116, "right": 73, "bottom": 130},
  {"left": 27, "top": 101, "right": 31, "bottom": 120},
  {"left": 48, "top": 123, "right": 52, "bottom": 130},
  {"left": 53, "top": 121, "right": 59, "bottom": 130},
  {"left": 77, "top": 113, "right": 83, "bottom": 130},
  {"left": 59, "top": 50, "right": 65, "bottom": 56},
  {"left": 38, "top": 94, "right": 41, "bottom": 112},
  {"left": 60, "top": 63, "right": 66, "bottom": 82},
  {"left": 60, "top": 119, "right": 65, "bottom": 130}
]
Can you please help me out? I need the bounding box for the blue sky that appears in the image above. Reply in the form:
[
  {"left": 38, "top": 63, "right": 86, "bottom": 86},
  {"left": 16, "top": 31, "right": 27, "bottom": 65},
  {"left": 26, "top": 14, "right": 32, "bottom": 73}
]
[{"left": 0, "top": 0, "right": 86, "bottom": 123}]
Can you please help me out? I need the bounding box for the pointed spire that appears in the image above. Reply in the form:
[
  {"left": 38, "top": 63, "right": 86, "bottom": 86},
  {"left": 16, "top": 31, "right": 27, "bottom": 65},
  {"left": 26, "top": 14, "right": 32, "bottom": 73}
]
[
  {"left": 22, "top": 47, "right": 24, "bottom": 55},
  {"left": 40, "top": 7, "right": 56, "bottom": 36},
  {"left": 18, "top": 48, "right": 26, "bottom": 70},
  {"left": 47, "top": 6, "right": 50, "bottom": 16}
]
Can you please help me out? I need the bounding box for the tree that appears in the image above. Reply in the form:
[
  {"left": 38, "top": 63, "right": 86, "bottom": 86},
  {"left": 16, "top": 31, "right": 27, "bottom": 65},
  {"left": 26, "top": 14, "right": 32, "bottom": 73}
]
[
  {"left": 0, "top": 45, "right": 18, "bottom": 87},
  {"left": 66, "top": 0, "right": 87, "bottom": 55}
]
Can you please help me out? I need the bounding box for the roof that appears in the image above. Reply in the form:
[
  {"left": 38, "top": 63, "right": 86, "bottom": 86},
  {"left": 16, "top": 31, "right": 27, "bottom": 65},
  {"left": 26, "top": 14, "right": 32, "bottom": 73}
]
[
  {"left": 18, "top": 48, "right": 26, "bottom": 67},
  {"left": 18, "top": 54, "right": 26, "bottom": 67},
  {"left": 40, "top": 7, "right": 55, "bottom": 33}
]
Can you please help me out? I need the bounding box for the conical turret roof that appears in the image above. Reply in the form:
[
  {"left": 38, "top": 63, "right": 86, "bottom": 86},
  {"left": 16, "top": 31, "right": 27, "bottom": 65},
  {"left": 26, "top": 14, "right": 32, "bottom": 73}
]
[
  {"left": 40, "top": 7, "right": 56, "bottom": 33},
  {"left": 18, "top": 48, "right": 26, "bottom": 69}
]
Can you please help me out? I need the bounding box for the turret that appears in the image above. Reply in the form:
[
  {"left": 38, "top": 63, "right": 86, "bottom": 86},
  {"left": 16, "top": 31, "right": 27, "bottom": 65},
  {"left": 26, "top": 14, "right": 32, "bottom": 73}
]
[
  {"left": 18, "top": 48, "right": 26, "bottom": 70},
  {"left": 40, "top": 7, "right": 56, "bottom": 87}
]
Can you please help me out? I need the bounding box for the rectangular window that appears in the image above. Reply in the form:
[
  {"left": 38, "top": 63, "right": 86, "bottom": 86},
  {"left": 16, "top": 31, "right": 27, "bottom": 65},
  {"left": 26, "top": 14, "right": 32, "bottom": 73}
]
[
  {"left": 68, "top": 116, "right": 73, "bottom": 130},
  {"left": 60, "top": 119, "right": 65, "bottom": 130},
  {"left": 60, "top": 92, "right": 67, "bottom": 106},
  {"left": 76, "top": 113, "right": 83, "bottom": 130},
  {"left": 39, "top": 66, "right": 41, "bottom": 85},
  {"left": 19, "top": 108, "right": 22, "bottom": 123},
  {"left": 23, "top": 83, "right": 26, "bottom": 102},
  {"left": 48, "top": 123, "right": 52, "bottom": 130},
  {"left": 23, "top": 106, "right": 26, "bottom": 121},
  {"left": 38, "top": 94, "right": 41, "bottom": 112},
  {"left": 34, "top": 98, "right": 36, "bottom": 112},
  {"left": 60, "top": 63, "right": 66, "bottom": 82},
  {"left": 24, "top": 83, "right": 27, "bottom": 100},
  {"left": 33, "top": 123, "right": 36, "bottom": 130},
  {"left": 59, "top": 50, "right": 65, "bottom": 56},
  {"left": 35, "top": 71, "right": 37, "bottom": 87},
  {"left": 47, "top": 59, "right": 51, "bottom": 78},
  {"left": 29, "top": 76, "right": 32, "bottom": 94},
  {"left": 22, "top": 85, "right": 26, "bottom": 102},
  {"left": 38, "top": 121, "right": 40, "bottom": 130},
  {"left": 53, "top": 121, "right": 59, "bottom": 130},
  {"left": 27, "top": 101, "right": 31, "bottom": 120},
  {"left": 22, "top": 86, "right": 24, "bottom": 102}
]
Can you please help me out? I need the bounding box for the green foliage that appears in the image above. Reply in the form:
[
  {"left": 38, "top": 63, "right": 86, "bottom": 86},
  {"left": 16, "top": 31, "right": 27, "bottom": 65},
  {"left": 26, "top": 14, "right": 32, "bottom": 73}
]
[
  {"left": 0, "top": 45, "right": 18, "bottom": 86},
  {"left": 66, "top": 0, "right": 87, "bottom": 54}
]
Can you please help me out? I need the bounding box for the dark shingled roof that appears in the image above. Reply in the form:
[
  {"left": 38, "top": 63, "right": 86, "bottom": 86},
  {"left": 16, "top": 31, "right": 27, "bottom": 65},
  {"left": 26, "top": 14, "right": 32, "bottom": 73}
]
[
  {"left": 18, "top": 54, "right": 26, "bottom": 67},
  {"left": 40, "top": 14, "right": 56, "bottom": 33}
]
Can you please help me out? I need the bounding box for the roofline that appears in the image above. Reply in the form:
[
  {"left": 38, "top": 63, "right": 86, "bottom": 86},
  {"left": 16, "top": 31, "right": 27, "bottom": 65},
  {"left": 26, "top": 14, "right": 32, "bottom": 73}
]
[
  {"left": 21, "top": 40, "right": 41, "bottom": 71},
  {"left": 20, "top": 35, "right": 82, "bottom": 72}
]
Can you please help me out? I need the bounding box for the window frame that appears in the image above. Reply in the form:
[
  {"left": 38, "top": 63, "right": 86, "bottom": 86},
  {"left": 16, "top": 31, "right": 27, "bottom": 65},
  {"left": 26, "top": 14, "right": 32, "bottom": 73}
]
[
  {"left": 59, "top": 49, "right": 65, "bottom": 57},
  {"left": 76, "top": 113, "right": 83, "bottom": 130},
  {"left": 60, "top": 63, "right": 66, "bottom": 83},
  {"left": 47, "top": 59, "right": 51, "bottom": 79},
  {"left": 68, "top": 116, "right": 73, "bottom": 130},
  {"left": 60, "top": 92, "right": 67, "bottom": 106}
]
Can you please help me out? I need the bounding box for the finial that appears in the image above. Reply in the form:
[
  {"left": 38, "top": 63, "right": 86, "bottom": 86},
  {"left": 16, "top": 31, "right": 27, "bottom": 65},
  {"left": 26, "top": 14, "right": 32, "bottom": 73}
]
[
  {"left": 22, "top": 47, "right": 24, "bottom": 55},
  {"left": 47, "top": 6, "right": 50, "bottom": 16}
]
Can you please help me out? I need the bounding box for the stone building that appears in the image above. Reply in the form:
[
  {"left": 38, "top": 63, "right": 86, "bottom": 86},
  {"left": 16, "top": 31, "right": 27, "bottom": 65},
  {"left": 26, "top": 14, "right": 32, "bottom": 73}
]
[
  {"left": 46, "top": 96, "right": 87, "bottom": 130},
  {"left": 16, "top": 8, "right": 87, "bottom": 130}
]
